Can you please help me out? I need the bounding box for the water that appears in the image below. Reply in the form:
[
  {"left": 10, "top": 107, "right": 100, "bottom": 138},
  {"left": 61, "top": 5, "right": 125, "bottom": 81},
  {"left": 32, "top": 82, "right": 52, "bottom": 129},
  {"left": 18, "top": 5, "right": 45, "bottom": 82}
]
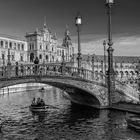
[{"left": 0, "top": 83, "right": 139, "bottom": 140}]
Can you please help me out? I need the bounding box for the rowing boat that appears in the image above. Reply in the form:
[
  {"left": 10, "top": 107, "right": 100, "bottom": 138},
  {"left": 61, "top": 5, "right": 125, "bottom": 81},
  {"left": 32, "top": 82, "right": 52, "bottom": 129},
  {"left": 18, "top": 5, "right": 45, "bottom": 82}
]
[
  {"left": 29, "top": 105, "right": 52, "bottom": 112},
  {"left": 126, "top": 113, "right": 140, "bottom": 131}
]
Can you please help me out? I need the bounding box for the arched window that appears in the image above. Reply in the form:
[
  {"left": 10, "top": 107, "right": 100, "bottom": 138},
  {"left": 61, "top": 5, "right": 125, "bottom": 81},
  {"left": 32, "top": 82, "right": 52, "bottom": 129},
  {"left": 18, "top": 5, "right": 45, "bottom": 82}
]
[
  {"left": 2, "top": 54, "right": 5, "bottom": 60},
  {"left": 52, "top": 56, "right": 54, "bottom": 62},
  {"left": 9, "top": 42, "right": 12, "bottom": 49},
  {"left": 14, "top": 43, "right": 16, "bottom": 49},
  {"left": 22, "top": 44, "right": 24, "bottom": 50},
  {"left": 5, "top": 41, "right": 8, "bottom": 48},
  {"left": 30, "top": 53, "right": 34, "bottom": 62},
  {"left": 18, "top": 44, "right": 20, "bottom": 50},
  {"left": 1, "top": 41, "right": 3, "bottom": 47},
  {"left": 46, "top": 55, "right": 48, "bottom": 61},
  {"left": 39, "top": 54, "right": 42, "bottom": 59},
  {"left": 40, "top": 44, "right": 42, "bottom": 50},
  {"left": 32, "top": 43, "right": 34, "bottom": 50},
  {"left": 30, "top": 44, "right": 32, "bottom": 50}
]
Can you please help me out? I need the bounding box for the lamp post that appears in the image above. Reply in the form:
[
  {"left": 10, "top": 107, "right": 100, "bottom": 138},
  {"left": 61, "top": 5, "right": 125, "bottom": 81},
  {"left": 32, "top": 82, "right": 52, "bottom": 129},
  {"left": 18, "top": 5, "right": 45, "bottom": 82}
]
[
  {"left": 103, "top": 40, "right": 107, "bottom": 75},
  {"left": 75, "top": 13, "right": 82, "bottom": 71},
  {"left": 61, "top": 50, "right": 66, "bottom": 75},
  {"left": 7, "top": 48, "right": 11, "bottom": 65},
  {"left": 105, "top": 0, "right": 115, "bottom": 107},
  {"left": 2, "top": 54, "right": 5, "bottom": 66},
  {"left": 49, "top": 51, "right": 52, "bottom": 63},
  {"left": 72, "top": 47, "right": 74, "bottom": 66},
  {"left": 91, "top": 54, "right": 95, "bottom": 79}
]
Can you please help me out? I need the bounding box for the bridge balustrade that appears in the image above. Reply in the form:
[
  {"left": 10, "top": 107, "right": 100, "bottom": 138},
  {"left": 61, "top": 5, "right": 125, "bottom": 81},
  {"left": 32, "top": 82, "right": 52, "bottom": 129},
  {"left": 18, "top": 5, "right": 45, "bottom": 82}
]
[
  {"left": 0, "top": 63, "right": 138, "bottom": 101},
  {"left": 115, "top": 79, "right": 139, "bottom": 100},
  {"left": 0, "top": 64, "right": 106, "bottom": 83}
]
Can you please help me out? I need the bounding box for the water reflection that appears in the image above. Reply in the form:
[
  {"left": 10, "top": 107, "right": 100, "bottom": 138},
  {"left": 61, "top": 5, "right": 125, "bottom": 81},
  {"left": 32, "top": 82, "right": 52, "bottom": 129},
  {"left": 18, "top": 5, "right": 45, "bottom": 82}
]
[
  {"left": 31, "top": 111, "right": 46, "bottom": 122},
  {"left": 0, "top": 83, "right": 139, "bottom": 140}
]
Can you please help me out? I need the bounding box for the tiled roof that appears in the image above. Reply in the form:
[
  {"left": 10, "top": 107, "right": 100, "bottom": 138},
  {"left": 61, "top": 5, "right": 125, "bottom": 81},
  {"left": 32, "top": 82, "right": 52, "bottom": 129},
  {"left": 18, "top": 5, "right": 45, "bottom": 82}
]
[
  {"left": 74, "top": 54, "right": 140, "bottom": 63},
  {"left": 0, "top": 33, "right": 26, "bottom": 42}
]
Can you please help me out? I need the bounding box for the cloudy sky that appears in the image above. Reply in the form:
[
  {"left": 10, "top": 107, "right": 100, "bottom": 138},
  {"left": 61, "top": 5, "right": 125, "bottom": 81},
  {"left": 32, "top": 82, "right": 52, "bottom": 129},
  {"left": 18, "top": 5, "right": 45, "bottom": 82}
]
[{"left": 0, "top": 0, "right": 140, "bottom": 56}]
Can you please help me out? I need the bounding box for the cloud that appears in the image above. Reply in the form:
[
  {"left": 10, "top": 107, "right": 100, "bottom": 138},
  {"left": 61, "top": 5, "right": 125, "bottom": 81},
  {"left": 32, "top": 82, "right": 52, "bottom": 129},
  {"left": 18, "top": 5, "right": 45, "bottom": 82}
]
[{"left": 70, "top": 34, "right": 140, "bottom": 56}]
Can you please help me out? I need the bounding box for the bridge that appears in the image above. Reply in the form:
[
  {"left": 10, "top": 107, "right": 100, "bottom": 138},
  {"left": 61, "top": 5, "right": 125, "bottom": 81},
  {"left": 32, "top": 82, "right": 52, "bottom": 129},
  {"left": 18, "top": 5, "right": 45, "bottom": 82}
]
[{"left": 0, "top": 63, "right": 139, "bottom": 108}]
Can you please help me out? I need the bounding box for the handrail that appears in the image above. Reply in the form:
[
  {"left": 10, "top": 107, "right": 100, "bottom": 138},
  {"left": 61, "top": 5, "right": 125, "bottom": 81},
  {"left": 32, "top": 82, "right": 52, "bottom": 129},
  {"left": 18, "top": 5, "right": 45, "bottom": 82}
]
[{"left": 0, "top": 63, "right": 139, "bottom": 101}]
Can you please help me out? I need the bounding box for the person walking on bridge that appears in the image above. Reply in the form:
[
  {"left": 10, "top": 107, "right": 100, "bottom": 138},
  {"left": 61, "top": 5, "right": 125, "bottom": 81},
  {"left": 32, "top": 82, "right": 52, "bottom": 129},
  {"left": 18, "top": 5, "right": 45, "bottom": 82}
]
[{"left": 34, "top": 57, "right": 39, "bottom": 74}]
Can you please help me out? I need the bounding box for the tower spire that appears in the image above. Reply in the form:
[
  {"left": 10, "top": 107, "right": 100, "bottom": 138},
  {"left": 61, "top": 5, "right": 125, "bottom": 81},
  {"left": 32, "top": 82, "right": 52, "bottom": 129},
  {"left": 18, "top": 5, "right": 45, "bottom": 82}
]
[
  {"left": 44, "top": 16, "right": 47, "bottom": 28},
  {"left": 65, "top": 24, "right": 70, "bottom": 36}
]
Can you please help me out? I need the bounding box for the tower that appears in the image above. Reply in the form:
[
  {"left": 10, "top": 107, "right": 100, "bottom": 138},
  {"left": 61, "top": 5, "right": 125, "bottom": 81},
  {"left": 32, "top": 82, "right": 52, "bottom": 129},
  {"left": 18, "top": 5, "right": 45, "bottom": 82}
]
[
  {"left": 25, "top": 18, "right": 58, "bottom": 63},
  {"left": 62, "top": 25, "right": 73, "bottom": 62}
]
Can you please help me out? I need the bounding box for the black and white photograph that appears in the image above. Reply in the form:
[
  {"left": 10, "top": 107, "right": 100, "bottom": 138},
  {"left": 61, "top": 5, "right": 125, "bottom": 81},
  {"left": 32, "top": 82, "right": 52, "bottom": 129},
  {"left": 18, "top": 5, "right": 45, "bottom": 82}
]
[{"left": 0, "top": 0, "right": 140, "bottom": 139}]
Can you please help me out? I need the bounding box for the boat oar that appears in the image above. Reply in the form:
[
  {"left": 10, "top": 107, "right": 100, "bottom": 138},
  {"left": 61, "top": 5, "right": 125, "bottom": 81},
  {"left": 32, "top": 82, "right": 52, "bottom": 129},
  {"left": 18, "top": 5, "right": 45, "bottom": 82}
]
[{"left": 45, "top": 104, "right": 59, "bottom": 109}]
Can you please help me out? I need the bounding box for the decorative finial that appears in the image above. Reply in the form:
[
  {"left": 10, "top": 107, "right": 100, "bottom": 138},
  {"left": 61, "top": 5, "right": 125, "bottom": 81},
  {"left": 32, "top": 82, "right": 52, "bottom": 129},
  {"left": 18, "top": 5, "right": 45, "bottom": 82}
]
[
  {"left": 65, "top": 24, "right": 70, "bottom": 36},
  {"left": 44, "top": 16, "right": 47, "bottom": 28}
]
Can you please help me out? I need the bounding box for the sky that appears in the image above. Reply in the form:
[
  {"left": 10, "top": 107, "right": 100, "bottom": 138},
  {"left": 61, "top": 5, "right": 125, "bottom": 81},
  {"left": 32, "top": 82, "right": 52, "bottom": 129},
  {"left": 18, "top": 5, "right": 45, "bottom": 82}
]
[{"left": 0, "top": 0, "right": 140, "bottom": 56}]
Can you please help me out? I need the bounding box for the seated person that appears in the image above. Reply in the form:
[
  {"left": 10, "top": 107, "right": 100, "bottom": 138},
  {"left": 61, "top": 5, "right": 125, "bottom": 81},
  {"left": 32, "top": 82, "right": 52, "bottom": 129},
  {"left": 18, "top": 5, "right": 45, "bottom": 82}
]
[
  {"left": 40, "top": 99, "right": 45, "bottom": 106},
  {"left": 31, "top": 98, "right": 36, "bottom": 106},
  {"left": 36, "top": 97, "right": 41, "bottom": 106}
]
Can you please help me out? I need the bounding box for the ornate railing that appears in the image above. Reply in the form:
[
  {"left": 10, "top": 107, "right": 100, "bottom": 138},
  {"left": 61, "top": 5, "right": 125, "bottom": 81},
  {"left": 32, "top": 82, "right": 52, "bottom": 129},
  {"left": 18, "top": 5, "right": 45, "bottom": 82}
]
[
  {"left": 0, "top": 63, "right": 106, "bottom": 83},
  {"left": 0, "top": 63, "right": 139, "bottom": 101},
  {"left": 115, "top": 79, "right": 139, "bottom": 101}
]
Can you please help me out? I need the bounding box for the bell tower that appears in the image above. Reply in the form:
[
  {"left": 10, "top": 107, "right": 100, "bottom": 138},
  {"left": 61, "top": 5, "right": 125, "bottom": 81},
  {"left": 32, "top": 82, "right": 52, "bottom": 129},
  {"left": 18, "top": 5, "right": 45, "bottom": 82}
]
[{"left": 62, "top": 25, "right": 74, "bottom": 61}]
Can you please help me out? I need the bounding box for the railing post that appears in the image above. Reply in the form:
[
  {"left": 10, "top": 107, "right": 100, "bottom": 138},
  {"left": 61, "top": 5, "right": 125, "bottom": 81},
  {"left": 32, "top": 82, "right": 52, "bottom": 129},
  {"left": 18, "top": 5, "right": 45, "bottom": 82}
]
[
  {"left": 61, "top": 51, "right": 66, "bottom": 76},
  {"left": 7, "top": 49, "right": 11, "bottom": 78},
  {"left": 91, "top": 54, "right": 95, "bottom": 79}
]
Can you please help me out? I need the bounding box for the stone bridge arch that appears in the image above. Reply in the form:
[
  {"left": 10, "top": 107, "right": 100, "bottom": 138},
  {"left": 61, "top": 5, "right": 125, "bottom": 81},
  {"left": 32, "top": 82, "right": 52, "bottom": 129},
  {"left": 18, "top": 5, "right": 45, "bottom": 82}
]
[{"left": 0, "top": 76, "right": 109, "bottom": 108}]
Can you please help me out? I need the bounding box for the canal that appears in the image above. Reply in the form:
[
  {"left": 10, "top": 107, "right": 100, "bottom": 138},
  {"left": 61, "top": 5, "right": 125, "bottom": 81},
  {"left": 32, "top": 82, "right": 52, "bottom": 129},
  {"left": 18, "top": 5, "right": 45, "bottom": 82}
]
[{"left": 0, "top": 83, "right": 140, "bottom": 140}]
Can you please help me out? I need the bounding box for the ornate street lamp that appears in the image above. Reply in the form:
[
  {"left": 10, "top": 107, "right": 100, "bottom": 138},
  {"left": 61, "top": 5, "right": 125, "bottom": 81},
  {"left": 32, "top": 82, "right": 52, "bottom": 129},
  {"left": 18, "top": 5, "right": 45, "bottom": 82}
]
[
  {"left": 105, "top": 0, "right": 115, "bottom": 107},
  {"left": 91, "top": 54, "right": 95, "bottom": 78},
  {"left": 49, "top": 51, "right": 52, "bottom": 63},
  {"left": 75, "top": 13, "right": 82, "bottom": 70},
  {"left": 103, "top": 40, "right": 107, "bottom": 75},
  {"left": 62, "top": 50, "right": 65, "bottom": 63},
  {"left": 61, "top": 50, "right": 66, "bottom": 75},
  {"left": 7, "top": 48, "right": 11, "bottom": 65}
]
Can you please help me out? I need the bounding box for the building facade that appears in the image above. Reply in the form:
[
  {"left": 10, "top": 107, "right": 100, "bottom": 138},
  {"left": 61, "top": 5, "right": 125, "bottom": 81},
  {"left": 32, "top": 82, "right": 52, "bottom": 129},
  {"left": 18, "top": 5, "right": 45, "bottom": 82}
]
[
  {"left": 77, "top": 55, "right": 140, "bottom": 83},
  {"left": 0, "top": 23, "right": 74, "bottom": 65},
  {"left": 0, "top": 34, "right": 27, "bottom": 65},
  {"left": 0, "top": 23, "right": 139, "bottom": 84}
]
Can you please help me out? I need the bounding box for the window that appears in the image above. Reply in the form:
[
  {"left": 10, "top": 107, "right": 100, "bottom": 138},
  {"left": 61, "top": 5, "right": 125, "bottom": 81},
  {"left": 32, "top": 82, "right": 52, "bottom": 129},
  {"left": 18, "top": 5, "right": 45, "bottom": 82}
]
[
  {"left": 18, "top": 44, "right": 20, "bottom": 50},
  {"left": 52, "top": 47, "right": 54, "bottom": 51},
  {"left": 32, "top": 44, "right": 34, "bottom": 50},
  {"left": 30, "top": 53, "right": 34, "bottom": 62},
  {"left": 14, "top": 43, "right": 16, "bottom": 49},
  {"left": 46, "top": 45, "right": 48, "bottom": 50},
  {"left": 57, "top": 50, "right": 59, "bottom": 56},
  {"left": 12, "top": 54, "right": 15, "bottom": 61},
  {"left": 125, "top": 65, "right": 129, "bottom": 68},
  {"left": 9, "top": 42, "right": 12, "bottom": 49},
  {"left": 20, "top": 55, "right": 23, "bottom": 61},
  {"left": 1, "top": 41, "right": 3, "bottom": 47},
  {"left": 5, "top": 41, "right": 8, "bottom": 48},
  {"left": 40, "top": 44, "right": 42, "bottom": 50},
  {"left": 52, "top": 56, "right": 54, "bottom": 62},
  {"left": 2, "top": 54, "right": 5, "bottom": 59},
  {"left": 46, "top": 55, "right": 48, "bottom": 61},
  {"left": 30, "top": 44, "right": 32, "bottom": 50},
  {"left": 39, "top": 54, "right": 42, "bottom": 59},
  {"left": 21, "top": 44, "right": 24, "bottom": 51}
]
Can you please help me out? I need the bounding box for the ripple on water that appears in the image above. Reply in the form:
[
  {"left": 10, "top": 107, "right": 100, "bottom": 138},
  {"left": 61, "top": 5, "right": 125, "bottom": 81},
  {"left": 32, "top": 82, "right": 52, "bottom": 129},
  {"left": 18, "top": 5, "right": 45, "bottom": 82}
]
[{"left": 0, "top": 86, "right": 139, "bottom": 140}]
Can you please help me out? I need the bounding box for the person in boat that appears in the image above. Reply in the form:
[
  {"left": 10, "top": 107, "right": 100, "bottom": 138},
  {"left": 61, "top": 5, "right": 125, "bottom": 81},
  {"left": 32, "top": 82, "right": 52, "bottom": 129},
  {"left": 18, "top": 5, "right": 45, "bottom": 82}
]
[
  {"left": 40, "top": 99, "right": 45, "bottom": 106},
  {"left": 36, "top": 98, "right": 45, "bottom": 107},
  {"left": 36, "top": 97, "right": 41, "bottom": 106},
  {"left": 41, "top": 87, "right": 44, "bottom": 90},
  {"left": 31, "top": 98, "right": 36, "bottom": 106}
]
